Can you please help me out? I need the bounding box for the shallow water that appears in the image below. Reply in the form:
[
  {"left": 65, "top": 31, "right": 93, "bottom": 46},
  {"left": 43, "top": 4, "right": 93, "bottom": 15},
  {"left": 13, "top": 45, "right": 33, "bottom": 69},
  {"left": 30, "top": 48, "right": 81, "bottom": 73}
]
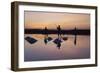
[{"left": 24, "top": 34, "right": 90, "bottom": 62}]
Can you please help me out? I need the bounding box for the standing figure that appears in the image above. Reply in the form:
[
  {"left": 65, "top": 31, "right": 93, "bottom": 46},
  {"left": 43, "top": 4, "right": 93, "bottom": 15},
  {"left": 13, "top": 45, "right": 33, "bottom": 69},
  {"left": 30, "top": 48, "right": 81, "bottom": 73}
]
[
  {"left": 57, "top": 25, "right": 62, "bottom": 49},
  {"left": 44, "top": 27, "right": 48, "bottom": 44},
  {"left": 57, "top": 25, "right": 61, "bottom": 37},
  {"left": 44, "top": 27, "right": 48, "bottom": 35},
  {"left": 74, "top": 27, "right": 77, "bottom": 45}
]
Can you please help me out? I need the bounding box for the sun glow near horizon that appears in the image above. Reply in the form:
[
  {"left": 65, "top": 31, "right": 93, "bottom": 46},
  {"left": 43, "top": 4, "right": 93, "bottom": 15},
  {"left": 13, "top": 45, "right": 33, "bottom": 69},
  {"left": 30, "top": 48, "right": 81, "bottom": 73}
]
[{"left": 25, "top": 11, "right": 90, "bottom": 30}]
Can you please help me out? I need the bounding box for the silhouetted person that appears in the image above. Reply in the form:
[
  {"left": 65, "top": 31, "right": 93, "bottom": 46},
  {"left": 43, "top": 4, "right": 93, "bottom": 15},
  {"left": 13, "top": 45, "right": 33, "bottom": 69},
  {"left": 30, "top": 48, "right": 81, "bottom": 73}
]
[
  {"left": 57, "top": 25, "right": 62, "bottom": 49},
  {"left": 57, "top": 25, "right": 61, "bottom": 37},
  {"left": 44, "top": 27, "right": 48, "bottom": 35},
  {"left": 44, "top": 27, "right": 48, "bottom": 44},
  {"left": 74, "top": 27, "right": 77, "bottom": 45},
  {"left": 74, "top": 27, "right": 77, "bottom": 35}
]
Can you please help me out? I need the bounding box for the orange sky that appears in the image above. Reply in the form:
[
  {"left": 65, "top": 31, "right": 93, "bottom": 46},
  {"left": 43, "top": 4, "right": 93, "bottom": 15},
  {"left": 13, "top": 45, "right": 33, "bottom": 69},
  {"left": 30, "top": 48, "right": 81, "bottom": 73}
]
[{"left": 25, "top": 11, "right": 90, "bottom": 30}]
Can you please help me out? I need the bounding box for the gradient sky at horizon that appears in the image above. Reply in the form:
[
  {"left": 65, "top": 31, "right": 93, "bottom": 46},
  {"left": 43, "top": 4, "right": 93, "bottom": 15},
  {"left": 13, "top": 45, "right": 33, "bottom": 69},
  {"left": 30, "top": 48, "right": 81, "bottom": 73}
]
[{"left": 25, "top": 11, "right": 90, "bottom": 30}]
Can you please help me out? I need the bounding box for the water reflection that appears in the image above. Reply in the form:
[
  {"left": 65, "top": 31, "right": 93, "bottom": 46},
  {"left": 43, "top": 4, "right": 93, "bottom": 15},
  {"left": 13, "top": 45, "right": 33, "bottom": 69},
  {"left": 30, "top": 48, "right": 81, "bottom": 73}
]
[
  {"left": 24, "top": 34, "right": 90, "bottom": 61},
  {"left": 25, "top": 36, "right": 37, "bottom": 44},
  {"left": 25, "top": 33, "right": 77, "bottom": 49}
]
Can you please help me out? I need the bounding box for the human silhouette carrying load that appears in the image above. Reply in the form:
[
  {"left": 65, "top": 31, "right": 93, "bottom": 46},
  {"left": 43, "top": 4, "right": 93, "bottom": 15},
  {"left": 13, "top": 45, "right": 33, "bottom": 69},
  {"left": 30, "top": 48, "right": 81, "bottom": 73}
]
[
  {"left": 53, "top": 25, "right": 62, "bottom": 49},
  {"left": 57, "top": 25, "right": 61, "bottom": 37}
]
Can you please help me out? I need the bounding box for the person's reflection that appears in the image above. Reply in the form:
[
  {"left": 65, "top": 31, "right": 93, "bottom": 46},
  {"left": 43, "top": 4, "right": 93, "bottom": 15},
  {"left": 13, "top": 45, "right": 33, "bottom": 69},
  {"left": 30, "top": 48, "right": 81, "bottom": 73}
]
[
  {"left": 44, "top": 27, "right": 53, "bottom": 44},
  {"left": 74, "top": 34, "right": 77, "bottom": 45},
  {"left": 44, "top": 36, "right": 48, "bottom": 44},
  {"left": 57, "top": 38, "right": 61, "bottom": 49},
  {"left": 53, "top": 34, "right": 62, "bottom": 49}
]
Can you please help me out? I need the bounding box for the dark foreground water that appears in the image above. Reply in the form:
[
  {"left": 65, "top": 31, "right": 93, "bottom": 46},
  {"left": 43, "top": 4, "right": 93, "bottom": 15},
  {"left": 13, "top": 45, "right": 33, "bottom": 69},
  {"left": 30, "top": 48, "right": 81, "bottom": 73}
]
[{"left": 24, "top": 34, "right": 90, "bottom": 62}]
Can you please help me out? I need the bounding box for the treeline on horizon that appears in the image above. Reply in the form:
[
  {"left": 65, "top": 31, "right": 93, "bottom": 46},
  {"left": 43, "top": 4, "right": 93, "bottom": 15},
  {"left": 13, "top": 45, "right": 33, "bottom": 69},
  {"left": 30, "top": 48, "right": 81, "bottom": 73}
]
[{"left": 25, "top": 29, "right": 90, "bottom": 35}]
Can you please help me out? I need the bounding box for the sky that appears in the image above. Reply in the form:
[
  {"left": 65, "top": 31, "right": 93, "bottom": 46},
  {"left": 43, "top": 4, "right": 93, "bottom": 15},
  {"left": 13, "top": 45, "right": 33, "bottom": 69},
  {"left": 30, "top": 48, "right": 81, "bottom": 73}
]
[{"left": 24, "top": 11, "right": 90, "bottom": 30}]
